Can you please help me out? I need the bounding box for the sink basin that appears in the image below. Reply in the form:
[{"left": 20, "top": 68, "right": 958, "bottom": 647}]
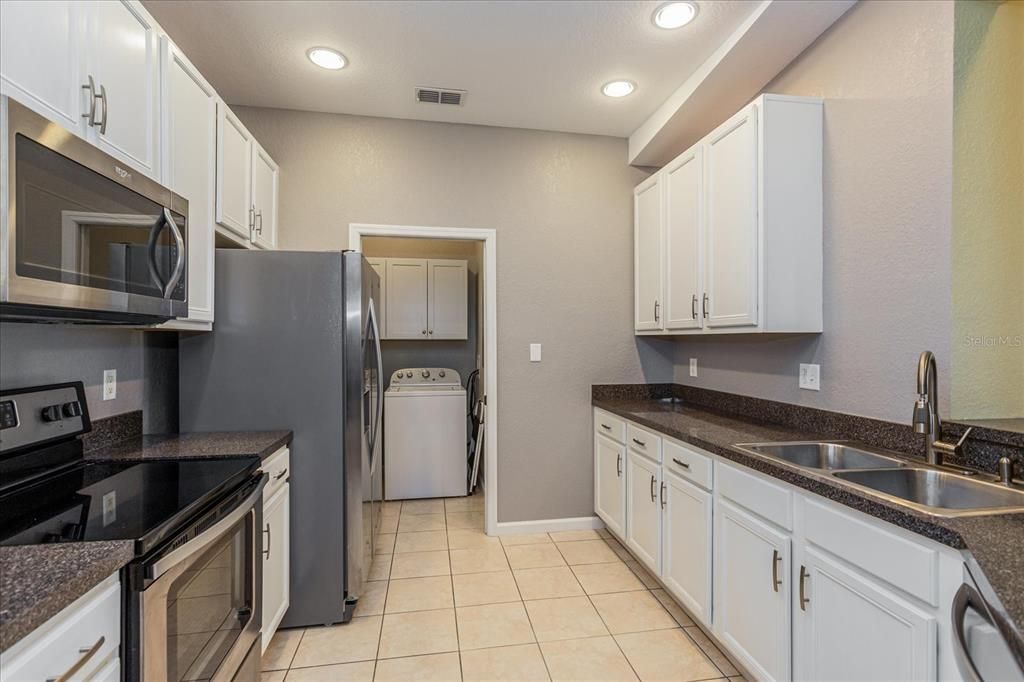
[
  {"left": 736, "top": 442, "right": 907, "bottom": 470},
  {"left": 833, "top": 468, "right": 1024, "bottom": 514}
]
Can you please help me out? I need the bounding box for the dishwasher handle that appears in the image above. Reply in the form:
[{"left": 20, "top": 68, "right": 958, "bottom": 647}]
[{"left": 951, "top": 582, "right": 987, "bottom": 682}]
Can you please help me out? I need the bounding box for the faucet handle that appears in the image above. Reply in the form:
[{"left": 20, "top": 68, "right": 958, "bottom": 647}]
[
  {"left": 953, "top": 427, "right": 973, "bottom": 448},
  {"left": 932, "top": 427, "right": 972, "bottom": 459}
]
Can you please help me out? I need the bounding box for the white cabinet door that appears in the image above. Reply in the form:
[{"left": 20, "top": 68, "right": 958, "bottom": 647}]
[
  {"left": 216, "top": 102, "right": 254, "bottom": 241},
  {"left": 594, "top": 434, "right": 626, "bottom": 539},
  {"left": 634, "top": 174, "right": 663, "bottom": 331},
  {"left": 367, "top": 258, "right": 387, "bottom": 339},
  {"left": 428, "top": 259, "right": 468, "bottom": 339},
  {"left": 664, "top": 146, "right": 703, "bottom": 330},
  {"left": 385, "top": 259, "right": 428, "bottom": 339},
  {"left": 262, "top": 482, "right": 290, "bottom": 653},
  {"left": 160, "top": 38, "right": 216, "bottom": 323},
  {"left": 0, "top": 0, "right": 84, "bottom": 135},
  {"left": 705, "top": 104, "right": 758, "bottom": 328},
  {"left": 714, "top": 498, "right": 791, "bottom": 681},
  {"left": 251, "top": 142, "right": 278, "bottom": 250},
  {"left": 86, "top": 0, "right": 160, "bottom": 178},
  {"left": 794, "top": 547, "right": 936, "bottom": 682},
  {"left": 626, "top": 451, "right": 661, "bottom": 574},
  {"left": 662, "top": 471, "right": 712, "bottom": 626}
]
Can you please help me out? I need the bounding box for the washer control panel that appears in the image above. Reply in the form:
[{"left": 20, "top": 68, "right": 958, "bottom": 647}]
[{"left": 390, "top": 368, "right": 461, "bottom": 387}]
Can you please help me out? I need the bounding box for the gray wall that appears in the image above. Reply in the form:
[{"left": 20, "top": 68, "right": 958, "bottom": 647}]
[
  {"left": 0, "top": 323, "right": 144, "bottom": 420},
  {"left": 671, "top": 0, "right": 956, "bottom": 424},
  {"left": 233, "top": 106, "right": 675, "bottom": 523}
]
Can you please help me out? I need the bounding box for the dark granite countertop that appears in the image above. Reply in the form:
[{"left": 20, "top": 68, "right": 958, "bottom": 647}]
[
  {"left": 593, "top": 395, "right": 1024, "bottom": 666},
  {"left": 1, "top": 429, "right": 292, "bottom": 653}
]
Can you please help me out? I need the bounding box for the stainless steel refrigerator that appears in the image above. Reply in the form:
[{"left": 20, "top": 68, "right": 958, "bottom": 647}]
[{"left": 179, "top": 249, "right": 383, "bottom": 628}]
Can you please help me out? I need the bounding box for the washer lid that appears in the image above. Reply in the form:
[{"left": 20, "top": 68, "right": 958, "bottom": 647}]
[{"left": 389, "top": 368, "right": 462, "bottom": 388}]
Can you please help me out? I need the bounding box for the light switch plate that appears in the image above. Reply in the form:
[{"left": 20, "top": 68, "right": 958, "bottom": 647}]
[
  {"left": 103, "top": 369, "right": 117, "bottom": 401},
  {"left": 689, "top": 358, "right": 698, "bottom": 377},
  {"left": 799, "top": 363, "right": 820, "bottom": 391},
  {"left": 530, "top": 344, "right": 542, "bottom": 362}
]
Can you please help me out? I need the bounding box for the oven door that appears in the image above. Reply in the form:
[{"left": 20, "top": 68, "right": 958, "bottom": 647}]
[
  {"left": 131, "top": 474, "right": 265, "bottom": 682},
  {"left": 1, "top": 96, "right": 188, "bottom": 323}
]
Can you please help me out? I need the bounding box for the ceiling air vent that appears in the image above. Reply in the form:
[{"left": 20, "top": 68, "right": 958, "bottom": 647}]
[{"left": 415, "top": 87, "right": 466, "bottom": 106}]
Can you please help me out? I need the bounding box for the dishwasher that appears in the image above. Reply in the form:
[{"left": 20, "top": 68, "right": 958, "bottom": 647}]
[{"left": 952, "top": 565, "right": 1024, "bottom": 681}]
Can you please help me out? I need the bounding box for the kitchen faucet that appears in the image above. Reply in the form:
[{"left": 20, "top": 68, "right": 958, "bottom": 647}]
[{"left": 912, "top": 350, "right": 972, "bottom": 466}]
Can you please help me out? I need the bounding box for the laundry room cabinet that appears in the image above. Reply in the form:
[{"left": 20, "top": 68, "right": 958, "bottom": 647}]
[
  {"left": 381, "top": 258, "right": 468, "bottom": 340},
  {"left": 633, "top": 94, "right": 823, "bottom": 335}
]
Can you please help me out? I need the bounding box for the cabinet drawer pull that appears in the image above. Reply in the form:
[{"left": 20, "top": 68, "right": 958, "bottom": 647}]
[
  {"left": 672, "top": 457, "right": 690, "bottom": 470},
  {"left": 771, "top": 549, "right": 782, "bottom": 592},
  {"left": 46, "top": 635, "right": 105, "bottom": 682},
  {"left": 274, "top": 468, "right": 288, "bottom": 480},
  {"left": 649, "top": 475, "right": 656, "bottom": 502},
  {"left": 799, "top": 565, "right": 810, "bottom": 610},
  {"left": 263, "top": 523, "right": 271, "bottom": 559},
  {"left": 600, "top": 423, "right": 612, "bottom": 430},
  {"left": 660, "top": 481, "right": 666, "bottom": 509},
  {"left": 616, "top": 453, "right": 622, "bottom": 477},
  {"left": 632, "top": 438, "right": 647, "bottom": 448}
]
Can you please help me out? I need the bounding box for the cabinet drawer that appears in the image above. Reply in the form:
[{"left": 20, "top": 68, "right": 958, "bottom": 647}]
[
  {"left": 593, "top": 409, "right": 626, "bottom": 444},
  {"left": 664, "top": 438, "right": 712, "bottom": 490},
  {"left": 627, "top": 423, "right": 662, "bottom": 463},
  {"left": 263, "top": 446, "right": 291, "bottom": 497},
  {"left": 802, "top": 497, "right": 939, "bottom": 606},
  {"left": 715, "top": 460, "right": 793, "bottom": 530},
  {"left": 0, "top": 573, "right": 120, "bottom": 682}
]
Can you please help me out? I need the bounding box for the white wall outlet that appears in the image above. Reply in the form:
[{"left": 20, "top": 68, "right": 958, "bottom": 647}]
[
  {"left": 102, "top": 491, "right": 117, "bottom": 526},
  {"left": 529, "top": 343, "right": 542, "bottom": 362},
  {"left": 799, "top": 363, "right": 820, "bottom": 391},
  {"left": 689, "top": 358, "right": 698, "bottom": 377},
  {"left": 103, "top": 369, "right": 117, "bottom": 401}
]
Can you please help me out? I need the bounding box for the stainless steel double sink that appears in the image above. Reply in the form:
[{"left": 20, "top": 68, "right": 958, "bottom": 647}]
[{"left": 733, "top": 442, "right": 1024, "bottom": 517}]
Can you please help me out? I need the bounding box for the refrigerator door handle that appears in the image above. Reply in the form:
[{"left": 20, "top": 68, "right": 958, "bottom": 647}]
[{"left": 367, "top": 297, "right": 384, "bottom": 461}]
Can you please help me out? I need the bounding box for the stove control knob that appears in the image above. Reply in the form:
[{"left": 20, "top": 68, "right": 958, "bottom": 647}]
[
  {"left": 41, "top": 404, "right": 63, "bottom": 422},
  {"left": 439, "top": 370, "right": 446, "bottom": 378},
  {"left": 62, "top": 401, "right": 83, "bottom": 418},
  {"left": 422, "top": 369, "right": 431, "bottom": 379}
]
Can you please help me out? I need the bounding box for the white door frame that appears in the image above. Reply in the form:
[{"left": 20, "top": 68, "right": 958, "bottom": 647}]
[{"left": 349, "top": 223, "right": 499, "bottom": 536}]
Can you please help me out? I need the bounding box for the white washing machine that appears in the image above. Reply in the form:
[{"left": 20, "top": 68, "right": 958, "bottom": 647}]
[{"left": 384, "top": 368, "right": 467, "bottom": 500}]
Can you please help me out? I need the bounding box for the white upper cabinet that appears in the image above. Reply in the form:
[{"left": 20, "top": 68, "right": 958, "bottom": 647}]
[
  {"left": 1, "top": 1, "right": 160, "bottom": 178},
  {"left": 664, "top": 146, "right": 703, "bottom": 330},
  {"left": 367, "top": 258, "right": 387, "bottom": 338},
  {"left": 0, "top": 1, "right": 84, "bottom": 135},
  {"left": 705, "top": 105, "right": 758, "bottom": 328},
  {"left": 385, "top": 259, "right": 429, "bottom": 339},
  {"left": 251, "top": 142, "right": 279, "bottom": 250},
  {"left": 634, "top": 94, "right": 823, "bottom": 335},
  {"left": 216, "top": 103, "right": 255, "bottom": 242},
  {"left": 634, "top": 174, "right": 663, "bottom": 331},
  {"left": 86, "top": 0, "right": 160, "bottom": 179},
  {"left": 427, "top": 259, "right": 468, "bottom": 339},
  {"left": 160, "top": 38, "right": 215, "bottom": 325}
]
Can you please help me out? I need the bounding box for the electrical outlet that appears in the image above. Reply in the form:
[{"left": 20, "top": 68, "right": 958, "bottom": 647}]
[
  {"left": 529, "top": 343, "right": 542, "bottom": 362},
  {"left": 102, "top": 491, "right": 117, "bottom": 526},
  {"left": 103, "top": 369, "right": 117, "bottom": 401},
  {"left": 689, "top": 358, "right": 698, "bottom": 377},
  {"left": 799, "top": 363, "right": 820, "bottom": 391}
]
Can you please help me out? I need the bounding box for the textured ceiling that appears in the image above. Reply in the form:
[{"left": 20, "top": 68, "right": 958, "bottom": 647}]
[{"left": 144, "top": 0, "right": 761, "bottom": 137}]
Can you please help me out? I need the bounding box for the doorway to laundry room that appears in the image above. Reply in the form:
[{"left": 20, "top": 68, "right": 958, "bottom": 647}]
[{"left": 350, "top": 224, "right": 497, "bottom": 536}]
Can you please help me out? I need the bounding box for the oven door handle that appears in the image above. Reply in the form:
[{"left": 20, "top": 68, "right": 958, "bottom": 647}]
[{"left": 149, "top": 474, "right": 267, "bottom": 581}]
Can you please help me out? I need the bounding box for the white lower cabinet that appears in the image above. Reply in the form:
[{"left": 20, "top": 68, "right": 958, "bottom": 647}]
[
  {"left": 714, "top": 498, "right": 792, "bottom": 681},
  {"left": 262, "top": 447, "right": 291, "bottom": 653},
  {"left": 625, "top": 450, "right": 661, "bottom": 574},
  {"left": 594, "top": 433, "right": 626, "bottom": 538},
  {"left": 0, "top": 572, "right": 121, "bottom": 682},
  {"left": 661, "top": 470, "right": 712, "bottom": 625},
  {"left": 793, "top": 546, "right": 936, "bottom": 682}
]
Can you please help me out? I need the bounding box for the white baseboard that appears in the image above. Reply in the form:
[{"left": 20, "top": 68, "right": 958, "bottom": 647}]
[{"left": 493, "top": 515, "right": 605, "bottom": 536}]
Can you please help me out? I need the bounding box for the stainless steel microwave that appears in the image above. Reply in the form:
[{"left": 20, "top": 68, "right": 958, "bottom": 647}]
[{"left": 1, "top": 97, "right": 187, "bottom": 323}]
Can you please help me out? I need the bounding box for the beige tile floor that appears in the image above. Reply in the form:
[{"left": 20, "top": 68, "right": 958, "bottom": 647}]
[{"left": 262, "top": 495, "right": 746, "bottom": 681}]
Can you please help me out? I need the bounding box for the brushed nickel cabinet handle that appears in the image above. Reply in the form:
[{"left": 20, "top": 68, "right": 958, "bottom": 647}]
[
  {"left": 46, "top": 636, "right": 104, "bottom": 682},
  {"left": 632, "top": 438, "right": 646, "bottom": 448},
  {"left": 702, "top": 293, "right": 709, "bottom": 319},
  {"left": 97, "top": 83, "right": 108, "bottom": 134},
  {"left": 274, "top": 468, "right": 288, "bottom": 480},
  {"left": 660, "top": 481, "right": 666, "bottom": 509},
  {"left": 81, "top": 75, "right": 98, "bottom": 126},
  {"left": 654, "top": 300, "right": 660, "bottom": 322},
  {"left": 649, "top": 475, "right": 656, "bottom": 502},
  {"left": 616, "top": 453, "right": 622, "bottom": 477},
  {"left": 772, "top": 549, "right": 782, "bottom": 592},
  {"left": 672, "top": 457, "right": 690, "bottom": 470},
  {"left": 799, "top": 564, "right": 810, "bottom": 610},
  {"left": 600, "top": 423, "right": 612, "bottom": 430},
  {"left": 263, "top": 523, "right": 271, "bottom": 559},
  {"left": 255, "top": 210, "right": 264, "bottom": 235},
  {"left": 691, "top": 294, "right": 698, "bottom": 319}
]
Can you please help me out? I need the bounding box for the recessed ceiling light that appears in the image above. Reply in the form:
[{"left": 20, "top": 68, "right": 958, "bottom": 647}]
[
  {"left": 653, "top": 2, "right": 698, "bottom": 29},
  {"left": 602, "top": 80, "right": 636, "bottom": 98},
  {"left": 307, "top": 47, "right": 347, "bottom": 70}
]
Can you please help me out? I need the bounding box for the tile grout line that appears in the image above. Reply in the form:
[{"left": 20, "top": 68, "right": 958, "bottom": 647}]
[{"left": 445, "top": 501, "right": 467, "bottom": 682}]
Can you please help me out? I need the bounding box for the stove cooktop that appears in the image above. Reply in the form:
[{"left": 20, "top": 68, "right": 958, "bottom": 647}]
[{"left": 0, "top": 456, "right": 260, "bottom": 554}]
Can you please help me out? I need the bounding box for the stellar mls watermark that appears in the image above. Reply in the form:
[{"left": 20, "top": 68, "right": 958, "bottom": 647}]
[{"left": 962, "top": 334, "right": 1023, "bottom": 348}]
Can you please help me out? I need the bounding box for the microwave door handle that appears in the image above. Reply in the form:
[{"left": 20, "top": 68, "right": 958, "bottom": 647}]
[
  {"left": 147, "top": 214, "right": 168, "bottom": 296},
  {"left": 163, "top": 208, "right": 186, "bottom": 298}
]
